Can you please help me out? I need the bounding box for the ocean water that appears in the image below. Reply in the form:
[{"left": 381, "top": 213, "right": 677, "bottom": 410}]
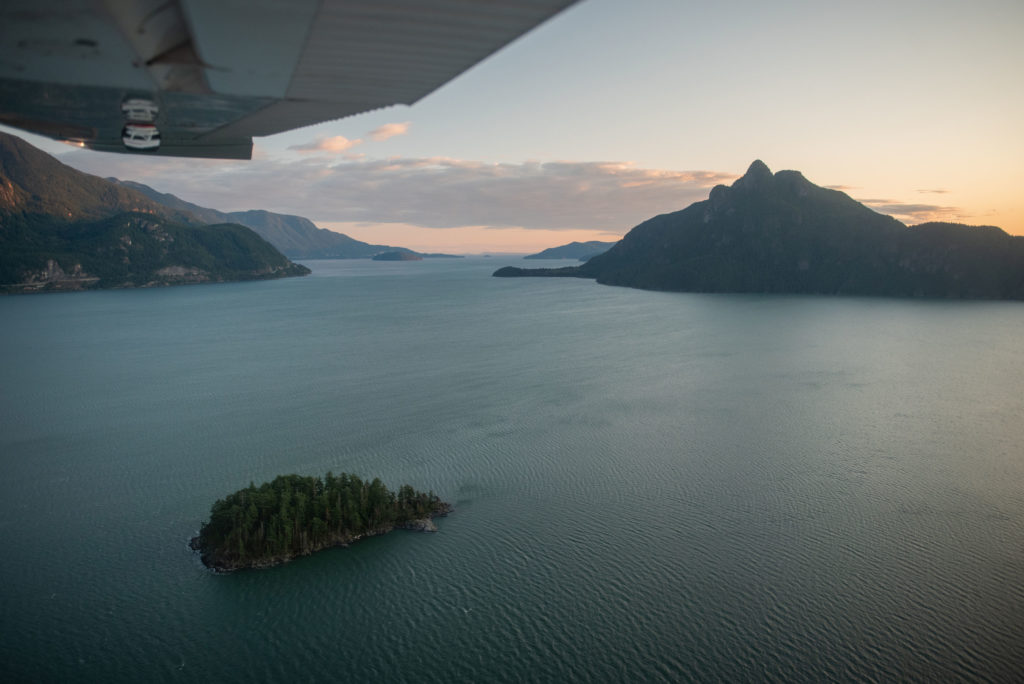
[{"left": 1, "top": 257, "right": 1023, "bottom": 682}]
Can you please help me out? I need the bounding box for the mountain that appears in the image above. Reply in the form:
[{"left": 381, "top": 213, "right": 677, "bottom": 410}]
[
  {"left": 0, "top": 136, "right": 194, "bottom": 225},
  {"left": 524, "top": 240, "right": 618, "bottom": 261},
  {"left": 116, "top": 180, "right": 460, "bottom": 260},
  {"left": 219, "top": 209, "right": 388, "bottom": 259},
  {"left": 496, "top": 161, "right": 1024, "bottom": 300},
  {"left": 0, "top": 132, "right": 309, "bottom": 293},
  {"left": 106, "top": 180, "right": 228, "bottom": 225},
  {"left": 115, "top": 179, "right": 389, "bottom": 258}
]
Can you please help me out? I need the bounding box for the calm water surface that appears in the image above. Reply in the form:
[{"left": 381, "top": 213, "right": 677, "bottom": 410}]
[{"left": 2, "top": 257, "right": 1023, "bottom": 682}]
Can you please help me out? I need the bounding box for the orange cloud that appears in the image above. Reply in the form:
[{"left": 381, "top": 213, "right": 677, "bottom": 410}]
[
  {"left": 368, "top": 122, "right": 411, "bottom": 141},
  {"left": 858, "top": 198, "right": 965, "bottom": 225},
  {"left": 288, "top": 135, "right": 363, "bottom": 153}
]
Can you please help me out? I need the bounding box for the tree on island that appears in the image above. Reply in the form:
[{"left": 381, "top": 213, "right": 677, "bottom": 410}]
[{"left": 192, "top": 472, "right": 451, "bottom": 571}]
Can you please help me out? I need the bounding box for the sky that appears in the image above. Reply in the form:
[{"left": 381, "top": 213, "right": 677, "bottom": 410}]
[{"left": 6, "top": 0, "right": 1023, "bottom": 253}]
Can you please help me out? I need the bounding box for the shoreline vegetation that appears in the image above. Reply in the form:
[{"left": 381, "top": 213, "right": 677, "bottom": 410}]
[{"left": 190, "top": 472, "right": 452, "bottom": 572}]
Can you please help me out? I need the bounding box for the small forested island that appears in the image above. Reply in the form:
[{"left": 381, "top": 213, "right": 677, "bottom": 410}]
[{"left": 191, "top": 472, "right": 452, "bottom": 571}]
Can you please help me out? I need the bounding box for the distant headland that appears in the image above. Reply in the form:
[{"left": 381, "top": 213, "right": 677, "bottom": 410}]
[
  {"left": 496, "top": 161, "right": 1024, "bottom": 300},
  {"left": 191, "top": 472, "right": 452, "bottom": 572},
  {"left": 524, "top": 240, "right": 617, "bottom": 261},
  {"left": 372, "top": 251, "right": 424, "bottom": 261}
]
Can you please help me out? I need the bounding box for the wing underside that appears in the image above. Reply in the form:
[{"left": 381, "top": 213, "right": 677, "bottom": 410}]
[{"left": 0, "top": 0, "right": 577, "bottom": 159}]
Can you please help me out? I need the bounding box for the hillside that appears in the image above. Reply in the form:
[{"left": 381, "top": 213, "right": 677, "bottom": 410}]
[
  {"left": 0, "top": 135, "right": 195, "bottom": 225},
  {"left": 116, "top": 179, "right": 459, "bottom": 260},
  {"left": 0, "top": 132, "right": 309, "bottom": 292},
  {"left": 116, "top": 179, "right": 391, "bottom": 258},
  {"left": 496, "top": 161, "right": 1024, "bottom": 300},
  {"left": 524, "top": 240, "right": 618, "bottom": 261}
]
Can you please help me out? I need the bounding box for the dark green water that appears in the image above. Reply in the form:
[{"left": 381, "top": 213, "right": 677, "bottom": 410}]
[{"left": 2, "top": 257, "right": 1023, "bottom": 682}]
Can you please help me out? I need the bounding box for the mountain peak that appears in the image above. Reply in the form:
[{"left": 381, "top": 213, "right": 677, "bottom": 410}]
[
  {"left": 731, "top": 159, "right": 773, "bottom": 191},
  {"left": 745, "top": 159, "right": 772, "bottom": 177}
]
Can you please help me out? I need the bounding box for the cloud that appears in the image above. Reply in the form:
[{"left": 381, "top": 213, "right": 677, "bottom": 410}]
[
  {"left": 55, "top": 148, "right": 980, "bottom": 234},
  {"left": 287, "top": 123, "right": 409, "bottom": 154},
  {"left": 916, "top": 188, "right": 950, "bottom": 194},
  {"left": 59, "top": 151, "right": 735, "bottom": 233},
  {"left": 825, "top": 184, "right": 859, "bottom": 192},
  {"left": 288, "top": 135, "right": 362, "bottom": 154},
  {"left": 858, "top": 198, "right": 965, "bottom": 225},
  {"left": 367, "top": 122, "right": 411, "bottom": 142}
]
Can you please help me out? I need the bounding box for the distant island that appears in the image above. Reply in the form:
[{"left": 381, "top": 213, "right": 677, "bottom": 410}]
[
  {"left": 524, "top": 240, "right": 618, "bottom": 261},
  {"left": 0, "top": 132, "right": 309, "bottom": 292},
  {"left": 372, "top": 250, "right": 424, "bottom": 261},
  {"left": 191, "top": 472, "right": 452, "bottom": 571},
  {"left": 496, "top": 160, "right": 1024, "bottom": 300}
]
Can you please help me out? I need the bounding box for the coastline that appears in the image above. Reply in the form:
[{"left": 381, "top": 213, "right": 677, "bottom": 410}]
[{"left": 191, "top": 502, "right": 453, "bottom": 572}]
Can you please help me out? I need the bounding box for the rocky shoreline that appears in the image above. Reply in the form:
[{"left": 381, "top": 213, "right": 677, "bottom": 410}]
[{"left": 191, "top": 502, "right": 453, "bottom": 573}]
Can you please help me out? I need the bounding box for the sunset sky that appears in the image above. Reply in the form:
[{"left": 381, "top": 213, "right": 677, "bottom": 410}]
[{"left": 5, "top": 0, "right": 1022, "bottom": 253}]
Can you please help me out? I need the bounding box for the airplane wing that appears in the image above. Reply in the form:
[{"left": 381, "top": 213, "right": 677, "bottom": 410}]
[{"left": 0, "top": 0, "right": 577, "bottom": 159}]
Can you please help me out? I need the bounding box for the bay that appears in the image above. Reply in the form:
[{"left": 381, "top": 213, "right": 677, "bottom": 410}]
[{"left": 2, "top": 257, "right": 1023, "bottom": 682}]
